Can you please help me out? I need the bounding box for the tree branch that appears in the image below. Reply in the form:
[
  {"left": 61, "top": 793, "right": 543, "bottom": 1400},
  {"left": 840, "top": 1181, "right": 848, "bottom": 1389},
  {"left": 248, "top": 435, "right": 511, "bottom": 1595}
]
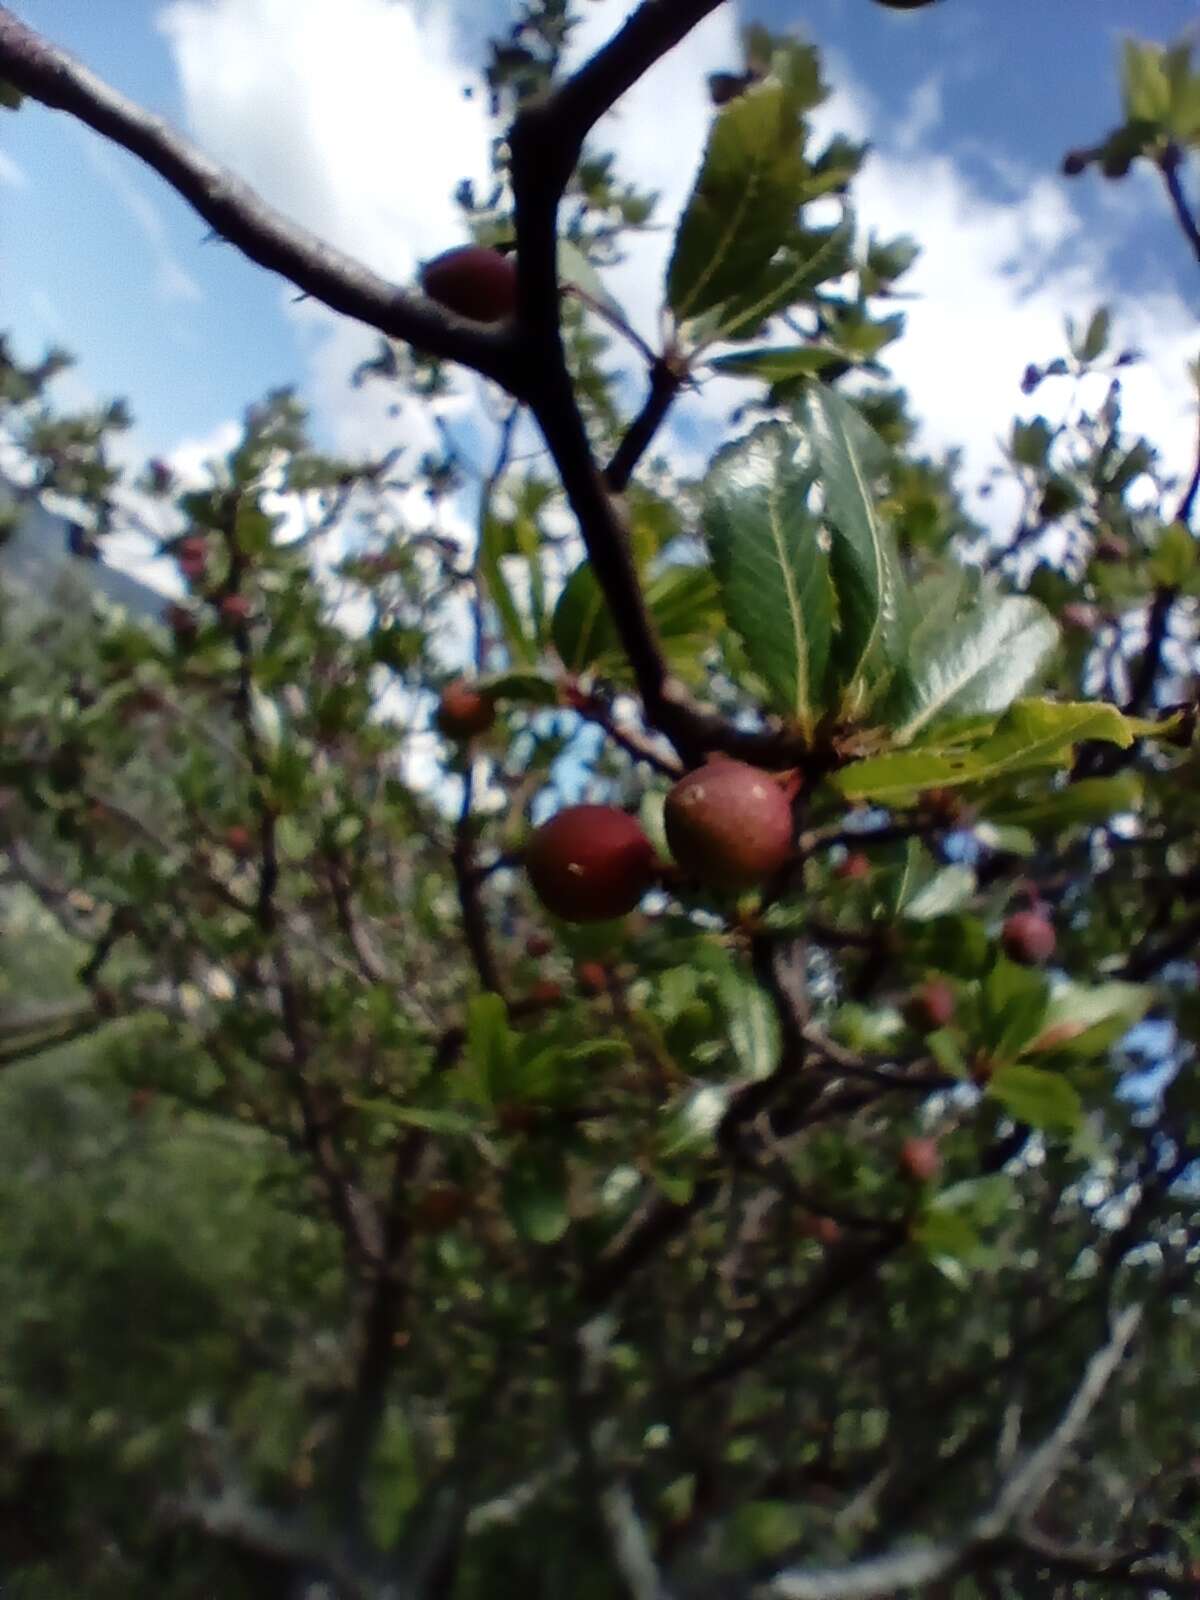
[
  {"left": 0, "top": 5, "right": 516, "bottom": 386},
  {"left": 753, "top": 1305, "right": 1144, "bottom": 1600}
]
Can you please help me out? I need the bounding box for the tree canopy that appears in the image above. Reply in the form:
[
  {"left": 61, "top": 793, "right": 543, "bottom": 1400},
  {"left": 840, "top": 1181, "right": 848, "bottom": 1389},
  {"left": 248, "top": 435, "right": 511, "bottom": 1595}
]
[{"left": 0, "top": 3, "right": 1199, "bottom": 1597}]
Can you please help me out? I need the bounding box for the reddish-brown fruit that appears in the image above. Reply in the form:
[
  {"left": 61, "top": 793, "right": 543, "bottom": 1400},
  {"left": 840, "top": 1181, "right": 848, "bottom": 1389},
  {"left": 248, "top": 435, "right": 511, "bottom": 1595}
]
[
  {"left": 576, "top": 960, "right": 609, "bottom": 996},
  {"left": 128, "top": 1087, "right": 156, "bottom": 1118},
  {"left": 225, "top": 823, "right": 254, "bottom": 858},
  {"left": 1002, "top": 910, "right": 1057, "bottom": 966},
  {"left": 218, "top": 593, "right": 251, "bottom": 626},
  {"left": 496, "top": 1102, "right": 537, "bottom": 1135},
  {"left": 413, "top": 1182, "right": 469, "bottom": 1234},
  {"left": 526, "top": 805, "right": 657, "bottom": 923},
  {"left": 801, "top": 1213, "right": 843, "bottom": 1247},
  {"left": 527, "top": 978, "right": 565, "bottom": 1008},
  {"left": 177, "top": 534, "right": 208, "bottom": 581},
  {"left": 664, "top": 760, "right": 794, "bottom": 892},
  {"left": 525, "top": 932, "right": 553, "bottom": 959},
  {"left": 899, "top": 1136, "right": 941, "bottom": 1184},
  {"left": 420, "top": 246, "right": 518, "bottom": 323},
  {"left": 835, "top": 850, "right": 871, "bottom": 882},
  {"left": 905, "top": 979, "right": 956, "bottom": 1033},
  {"left": 921, "top": 786, "right": 964, "bottom": 824},
  {"left": 436, "top": 678, "right": 496, "bottom": 740},
  {"left": 1094, "top": 531, "right": 1129, "bottom": 563},
  {"left": 1060, "top": 601, "right": 1098, "bottom": 633},
  {"left": 164, "top": 602, "right": 197, "bottom": 637}
]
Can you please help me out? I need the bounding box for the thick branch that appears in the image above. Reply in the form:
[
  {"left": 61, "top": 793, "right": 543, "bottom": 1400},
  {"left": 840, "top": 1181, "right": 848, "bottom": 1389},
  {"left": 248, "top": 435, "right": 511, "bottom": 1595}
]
[{"left": 0, "top": 6, "right": 515, "bottom": 385}]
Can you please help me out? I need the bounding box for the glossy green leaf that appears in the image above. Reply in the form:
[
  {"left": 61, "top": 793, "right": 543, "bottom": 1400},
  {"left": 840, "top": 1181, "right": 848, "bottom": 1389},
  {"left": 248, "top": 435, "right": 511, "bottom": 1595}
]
[
  {"left": 831, "top": 699, "right": 1139, "bottom": 805},
  {"left": 476, "top": 669, "right": 560, "bottom": 707},
  {"left": 657, "top": 1083, "right": 731, "bottom": 1160},
  {"left": 989, "top": 1064, "right": 1083, "bottom": 1133},
  {"left": 709, "top": 345, "right": 848, "bottom": 382},
  {"left": 466, "top": 993, "right": 512, "bottom": 1105},
  {"left": 701, "top": 222, "right": 853, "bottom": 343},
  {"left": 1024, "top": 981, "right": 1151, "bottom": 1059},
  {"left": 1120, "top": 39, "right": 1171, "bottom": 124},
  {"left": 986, "top": 773, "right": 1143, "bottom": 831},
  {"left": 478, "top": 510, "right": 537, "bottom": 668},
  {"left": 1079, "top": 306, "right": 1111, "bottom": 363},
  {"left": 1149, "top": 520, "right": 1195, "bottom": 586},
  {"left": 884, "top": 593, "right": 1059, "bottom": 745},
  {"left": 902, "top": 865, "right": 976, "bottom": 922},
  {"left": 551, "top": 560, "right": 721, "bottom": 681},
  {"left": 979, "top": 958, "right": 1051, "bottom": 1063},
  {"left": 702, "top": 423, "right": 832, "bottom": 735},
  {"left": 800, "top": 384, "right": 906, "bottom": 715},
  {"left": 913, "top": 1207, "right": 980, "bottom": 1265},
  {"left": 503, "top": 1149, "right": 569, "bottom": 1244},
  {"left": 698, "top": 945, "right": 781, "bottom": 1080},
  {"left": 667, "top": 82, "right": 810, "bottom": 323},
  {"left": 0, "top": 79, "right": 24, "bottom": 111}
]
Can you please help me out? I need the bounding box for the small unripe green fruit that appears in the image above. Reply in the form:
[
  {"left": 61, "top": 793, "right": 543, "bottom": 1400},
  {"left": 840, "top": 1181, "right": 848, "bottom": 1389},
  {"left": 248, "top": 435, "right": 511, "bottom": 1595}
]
[
  {"left": 664, "top": 759, "right": 793, "bottom": 892},
  {"left": 420, "top": 246, "right": 518, "bottom": 323},
  {"left": 437, "top": 678, "right": 496, "bottom": 740},
  {"left": 899, "top": 1136, "right": 941, "bottom": 1184},
  {"left": 905, "top": 979, "right": 955, "bottom": 1033},
  {"left": 1002, "top": 910, "right": 1056, "bottom": 966},
  {"left": 526, "top": 805, "right": 657, "bottom": 923}
]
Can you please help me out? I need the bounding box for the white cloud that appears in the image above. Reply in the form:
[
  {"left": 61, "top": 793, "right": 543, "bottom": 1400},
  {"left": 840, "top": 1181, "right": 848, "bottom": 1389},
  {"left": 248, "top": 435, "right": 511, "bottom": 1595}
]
[
  {"left": 155, "top": 0, "right": 1196, "bottom": 535},
  {"left": 0, "top": 148, "right": 26, "bottom": 188}
]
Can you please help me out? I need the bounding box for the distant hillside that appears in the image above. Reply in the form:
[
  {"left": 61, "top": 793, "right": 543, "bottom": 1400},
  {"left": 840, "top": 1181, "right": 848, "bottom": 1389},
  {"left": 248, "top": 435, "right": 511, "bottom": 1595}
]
[{"left": 0, "top": 486, "right": 165, "bottom": 622}]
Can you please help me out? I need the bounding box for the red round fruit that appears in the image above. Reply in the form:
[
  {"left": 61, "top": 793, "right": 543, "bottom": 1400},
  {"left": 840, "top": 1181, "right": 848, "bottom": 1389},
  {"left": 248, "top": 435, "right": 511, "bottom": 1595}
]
[
  {"left": 576, "top": 960, "right": 609, "bottom": 996},
  {"left": 437, "top": 678, "right": 496, "bottom": 740},
  {"left": 527, "top": 978, "right": 564, "bottom": 1008},
  {"left": 664, "top": 760, "right": 793, "bottom": 892},
  {"left": 835, "top": 850, "right": 871, "bottom": 882},
  {"left": 177, "top": 534, "right": 208, "bottom": 581},
  {"left": 526, "top": 805, "right": 657, "bottom": 923},
  {"left": 1002, "top": 910, "right": 1056, "bottom": 966},
  {"left": 413, "top": 1182, "right": 469, "bottom": 1234},
  {"left": 1060, "top": 602, "right": 1098, "bottom": 633},
  {"left": 164, "top": 602, "right": 197, "bottom": 637},
  {"left": 899, "top": 1136, "right": 941, "bottom": 1184},
  {"left": 905, "top": 979, "right": 956, "bottom": 1033},
  {"left": 801, "top": 1213, "right": 842, "bottom": 1247},
  {"left": 525, "top": 932, "right": 553, "bottom": 959},
  {"left": 225, "top": 823, "right": 254, "bottom": 858},
  {"left": 219, "top": 593, "right": 251, "bottom": 625},
  {"left": 420, "top": 246, "right": 518, "bottom": 323}
]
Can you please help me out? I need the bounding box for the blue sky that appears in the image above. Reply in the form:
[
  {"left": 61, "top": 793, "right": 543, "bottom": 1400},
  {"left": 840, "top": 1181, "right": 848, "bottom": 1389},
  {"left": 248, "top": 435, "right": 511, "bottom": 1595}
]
[{"left": 1, "top": 0, "right": 1197, "bottom": 525}]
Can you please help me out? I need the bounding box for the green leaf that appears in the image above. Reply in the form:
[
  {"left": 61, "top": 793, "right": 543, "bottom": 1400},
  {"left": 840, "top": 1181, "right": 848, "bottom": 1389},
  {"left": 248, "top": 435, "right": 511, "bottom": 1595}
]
[
  {"left": 479, "top": 509, "right": 537, "bottom": 668},
  {"left": 657, "top": 1083, "right": 731, "bottom": 1161},
  {"left": 884, "top": 593, "right": 1058, "bottom": 745},
  {"left": 989, "top": 1064, "right": 1083, "bottom": 1133},
  {"left": 709, "top": 345, "right": 849, "bottom": 382},
  {"left": 1024, "top": 981, "right": 1151, "bottom": 1059},
  {"left": 697, "top": 945, "right": 781, "bottom": 1080},
  {"left": 831, "top": 699, "right": 1139, "bottom": 806},
  {"left": 912, "top": 1207, "right": 981, "bottom": 1265},
  {"left": 0, "top": 80, "right": 23, "bottom": 112},
  {"left": 557, "top": 238, "right": 624, "bottom": 321},
  {"left": 476, "top": 670, "right": 560, "bottom": 707},
  {"left": 979, "top": 958, "right": 1051, "bottom": 1063},
  {"left": 701, "top": 222, "right": 853, "bottom": 343},
  {"left": 1121, "top": 39, "right": 1171, "bottom": 124},
  {"left": 903, "top": 865, "right": 976, "bottom": 922},
  {"left": 345, "top": 1100, "right": 478, "bottom": 1137},
  {"left": 1079, "top": 306, "right": 1111, "bottom": 363},
  {"left": 551, "top": 560, "right": 721, "bottom": 681},
  {"left": 702, "top": 423, "right": 832, "bottom": 735},
  {"left": 503, "top": 1149, "right": 569, "bottom": 1244},
  {"left": 800, "top": 384, "right": 906, "bottom": 715},
  {"left": 986, "top": 773, "right": 1142, "bottom": 831},
  {"left": 1149, "top": 520, "right": 1195, "bottom": 586},
  {"left": 667, "top": 81, "right": 810, "bottom": 323},
  {"left": 466, "top": 993, "right": 512, "bottom": 1105}
]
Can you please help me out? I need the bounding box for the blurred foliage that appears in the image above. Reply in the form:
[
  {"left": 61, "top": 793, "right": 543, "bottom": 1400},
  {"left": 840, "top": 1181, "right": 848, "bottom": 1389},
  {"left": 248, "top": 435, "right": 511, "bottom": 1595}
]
[{"left": 0, "top": 7, "right": 1199, "bottom": 1600}]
